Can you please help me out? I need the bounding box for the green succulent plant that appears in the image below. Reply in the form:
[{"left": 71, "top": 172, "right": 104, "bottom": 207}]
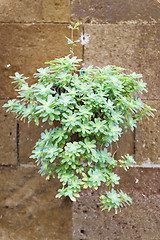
[{"left": 3, "top": 22, "right": 154, "bottom": 213}]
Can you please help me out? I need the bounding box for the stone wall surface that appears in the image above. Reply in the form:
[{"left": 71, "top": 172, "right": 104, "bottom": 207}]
[
  {"left": 0, "top": 166, "right": 72, "bottom": 240},
  {"left": 71, "top": 0, "right": 160, "bottom": 24},
  {"left": 0, "top": 23, "right": 82, "bottom": 98},
  {"left": 114, "top": 129, "right": 134, "bottom": 160},
  {"left": 0, "top": 0, "right": 159, "bottom": 239},
  {"left": 84, "top": 24, "right": 160, "bottom": 99},
  {"left": 19, "top": 120, "right": 60, "bottom": 164},
  {"left": 135, "top": 100, "right": 160, "bottom": 165},
  {"left": 0, "top": 0, "right": 70, "bottom": 23},
  {"left": 73, "top": 168, "right": 160, "bottom": 240},
  {"left": 42, "top": 0, "right": 70, "bottom": 22},
  {"left": 0, "top": 100, "right": 17, "bottom": 165}
]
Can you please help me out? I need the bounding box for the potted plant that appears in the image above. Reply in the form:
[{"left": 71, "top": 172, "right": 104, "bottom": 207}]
[{"left": 3, "top": 22, "right": 154, "bottom": 213}]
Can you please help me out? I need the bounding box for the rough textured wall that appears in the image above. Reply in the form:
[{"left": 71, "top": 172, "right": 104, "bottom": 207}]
[
  {"left": 71, "top": 1, "right": 160, "bottom": 240},
  {"left": 0, "top": 1, "right": 160, "bottom": 239},
  {"left": 0, "top": 1, "right": 74, "bottom": 240}
]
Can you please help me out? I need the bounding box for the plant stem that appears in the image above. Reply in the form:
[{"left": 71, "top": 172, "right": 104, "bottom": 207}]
[{"left": 71, "top": 28, "right": 74, "bottom": 57}]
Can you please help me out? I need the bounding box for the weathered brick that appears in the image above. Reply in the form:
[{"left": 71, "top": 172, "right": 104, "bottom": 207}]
[
  {"left": 71, "top": 0, "right": 160, "bottom": 24},
  {"left": 73, "top": 167, "right": 160, "bottom": 240},
  {"left": 0, "top": 0, "right": 70, "bottom": 23},
  {"left": 108, "top": 129, "right": 134, "bottom": 162},
  {"left": 114, "top": 129, "right": 134, "bottom": 160},
  {"left": 0, "top": 100, "right": 17, "bottom": 165},
  {"left": 0, "top": 166, "right": 72, "bottom": 240},
  {"left": 135, "top": 100, "right": 160, "bottom": 166},
  {"left": 19, "top": 120, "right": 59, "bottom": 164},
  {"left": 0, "top": 0, "right": 42, "bottom": 23},
  {"left": 42, "top": 0, "right": 70, "bottom": 22},
  {"left": 84, "top": 24, "right": 160, "bottom": 99},
  {"left": 0, "top": 23, "right": 82, "bottom": 98}
]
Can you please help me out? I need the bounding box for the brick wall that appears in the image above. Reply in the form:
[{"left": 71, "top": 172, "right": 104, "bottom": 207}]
[{"left": 0, "top": 1, "right": 160, "bottom": 239}]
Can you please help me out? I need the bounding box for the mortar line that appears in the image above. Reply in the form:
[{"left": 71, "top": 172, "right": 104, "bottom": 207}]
[
  {"left": 134, "top": 127, "right": 136, "bottom": 158},
  {"left": 0, "top": 22, "right": 71, "bottom": 24},
  {"left": 132, "top": 165, "right": 160, "bottom": 168},
  {"left": 0, "top": 165, "right": 18, "bottom": 168},
  {"left": 17, "top": 120, "right": 20, "bottom": 165},
  {"left": 82, "top": 25, "right": 85, "bottom": 64},
  {"left": 0, "top": 22, "right": 159, "bottom": 26},
  {"left": 69, "top": 0, "right": 71, "bottom": 24}
]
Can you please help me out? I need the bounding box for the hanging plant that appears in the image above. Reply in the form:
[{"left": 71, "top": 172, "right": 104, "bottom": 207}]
[{"left": 3, "top": 22, "right": 154, "bottom": 213}]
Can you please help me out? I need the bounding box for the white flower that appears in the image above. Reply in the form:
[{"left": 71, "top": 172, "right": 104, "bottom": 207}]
[
  {"left": 80, "top": 33, "right": 90, "bottom": 45},
  {"left": 135, "top": 178, "right": 139, "bottom": 184}
]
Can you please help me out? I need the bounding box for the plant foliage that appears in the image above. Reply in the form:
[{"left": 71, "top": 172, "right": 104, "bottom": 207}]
[{"left": 3, "top": 22, "right": 154, "bottom": 213}]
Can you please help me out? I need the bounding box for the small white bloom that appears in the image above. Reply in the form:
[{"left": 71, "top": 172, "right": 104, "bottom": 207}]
[
  {"left": 135, "top": 178, "right": 139, "bottom": 184},
  {"left": 6, "top": 64, "right": 11, "bottom": 68},
  {"left": 80, "top": 33, "right": 90, "bottom": 45}
]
